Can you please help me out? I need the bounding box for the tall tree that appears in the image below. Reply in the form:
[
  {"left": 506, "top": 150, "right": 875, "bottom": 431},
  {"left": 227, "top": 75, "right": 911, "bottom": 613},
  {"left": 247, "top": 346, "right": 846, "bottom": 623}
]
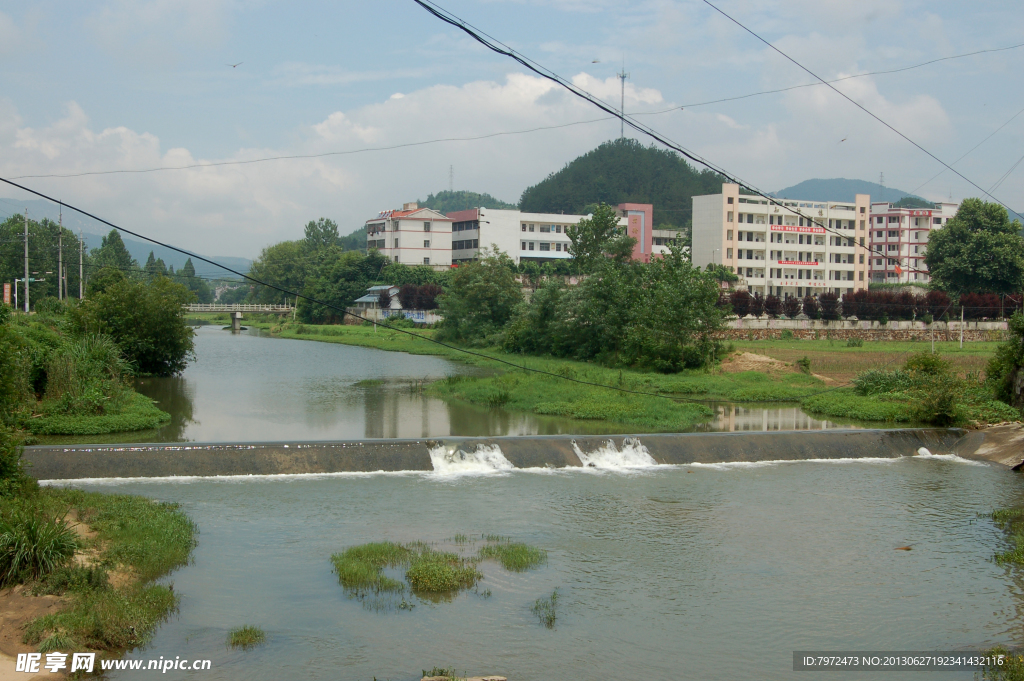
[
  {"left": 925, "top": 198, "right": 1024, "bottom": 295},
  {"left": 92, "top": 230, "right": 138, "bottom": 272},
  {"left": 304, "top": 218, "right": 340, "bottom": 252},
  {"left": 436, "top": 247, "right": 522, "bottom": 341},
  {"left": 0, "top": 216, "right": 89, "bottom": 303},
  {"left": 567, "top": 203, "right": 636, "bottom": 273}
]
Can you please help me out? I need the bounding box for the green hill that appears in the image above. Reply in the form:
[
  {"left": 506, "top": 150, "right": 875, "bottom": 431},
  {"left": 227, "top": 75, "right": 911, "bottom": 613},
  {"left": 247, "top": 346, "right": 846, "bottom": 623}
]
[
  {"left": 517, "top": 138, "right": 725, "bottom": 228},
  {"left": 417, "top": 190, "right": 516, "bottom": 213},
  {"left": 773, "top": 178, "right": 923, "bottom": 204}
]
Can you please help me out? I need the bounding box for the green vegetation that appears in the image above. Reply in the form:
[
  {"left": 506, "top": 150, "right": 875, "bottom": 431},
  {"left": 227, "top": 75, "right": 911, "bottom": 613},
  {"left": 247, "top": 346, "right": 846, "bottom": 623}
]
[
  {"left": 477, "top": 542, "right": 547, "bottom": 572},
  {"left": 802, "top": 353, "right": 1021, "bottom": 426},
  {"left": 0, "top": 216, "right": 88, "bottom": 301},
  {"left": 519, "top": 137, "right": 722, "bottom": 231},
  {"left": 228, "top": 625, "right": 266, "bottom": 650},
  {"left": 988, "top": 313, "right": 1024, "bottom": 409},
  {"left": 436, "top": 247, "right": 523, "bottom": 343},
  {"left": 530, "top": 589, "right": 559, "bottom": 628},
  {"left": 422, "top": 666, "right": 465, "bottom": 680},
  {"left": 0, "top": 508, "right": 78, "bottom": 585},
  {"left": 925, "top": 198, "right": 1024, "bottom": 295},
  {"left": 418, "top": 189, "right": 517, "bottom": 213},
  {"left": 21, "top": 488, "right": 197, "bottom": 653},
  {"left": 977, "top": 648, "right": 1024, "bottom": 680},
  {"left": 332, "top": 536, "right": 546, "bottom": 607},
  {"left": 991, "top": 508, "right": 1024, "bottom": 565}
]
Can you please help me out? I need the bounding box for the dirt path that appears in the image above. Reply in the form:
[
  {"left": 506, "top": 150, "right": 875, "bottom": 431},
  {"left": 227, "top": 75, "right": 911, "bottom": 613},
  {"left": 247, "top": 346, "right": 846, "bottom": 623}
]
[{"left": 721, "top": 352, "right": 834, "bottom": 383}]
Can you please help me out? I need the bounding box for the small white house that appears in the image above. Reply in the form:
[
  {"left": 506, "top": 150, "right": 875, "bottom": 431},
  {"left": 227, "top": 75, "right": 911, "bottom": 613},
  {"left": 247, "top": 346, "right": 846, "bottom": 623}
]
[{"left": 352, "top": 285, "right": 400, "bottom": 311}]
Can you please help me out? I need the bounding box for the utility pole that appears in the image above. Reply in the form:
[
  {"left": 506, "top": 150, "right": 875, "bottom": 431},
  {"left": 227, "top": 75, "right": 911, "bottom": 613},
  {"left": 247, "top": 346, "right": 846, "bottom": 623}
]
[
  {"left": 449, "top": 165, "right": 454, "bottom": 193},
  {"left": 959, "top": 305, "right": 964, "bottom": 349},
  {"left": 23, "top": 209, "right": 29, "bottom": 313},
  {"left": 617, "top": 62, "right": 629, "bottom": 139},
  {"left": 58, "top": 205, "right": 63, "bottom": 301},
  {"left": 879, "top": 172, "right": 885, "bottom": 204},
  {"left": 79, "top": 230, "right": 83, "bottom": 299}
]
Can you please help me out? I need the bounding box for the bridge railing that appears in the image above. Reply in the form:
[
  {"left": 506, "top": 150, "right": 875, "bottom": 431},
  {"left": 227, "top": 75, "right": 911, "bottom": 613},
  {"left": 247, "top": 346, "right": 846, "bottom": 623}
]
[{"left": 184, "top": 304, "right": 295, "bottom": 312}]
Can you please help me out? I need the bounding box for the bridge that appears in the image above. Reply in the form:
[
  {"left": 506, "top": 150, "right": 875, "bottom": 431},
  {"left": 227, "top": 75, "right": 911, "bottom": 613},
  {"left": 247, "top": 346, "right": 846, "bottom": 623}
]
[{"left": 184, "top": 303, "right": 295, "bottom": 330}]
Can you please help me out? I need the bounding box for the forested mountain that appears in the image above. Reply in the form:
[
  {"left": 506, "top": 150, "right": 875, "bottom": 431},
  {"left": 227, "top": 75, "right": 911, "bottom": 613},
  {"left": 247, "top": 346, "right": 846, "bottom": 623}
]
[
  {"left": 517, "top": 138, "right": 725, "bottom": 228},
  {"left": 772, "top": 179, "right": 923, "bottom": 204},
  {"left": 418, "top": 190, "right": 516, "bottom": 213}
]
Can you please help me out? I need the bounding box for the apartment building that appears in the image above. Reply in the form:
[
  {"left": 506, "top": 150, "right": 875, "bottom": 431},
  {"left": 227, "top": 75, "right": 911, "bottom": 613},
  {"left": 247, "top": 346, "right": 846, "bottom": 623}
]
[
  {"left": 867, "top": 201, "right": 959, "bottom": 283},
  {"left": 375, "top": 203, "right": 655, "bottom": 266},
  {"left": 365, "top": 203, "right": 453, "bottom": 269},
  {"left": 692, "top": 183, "right": 870, "bottom": 297}
]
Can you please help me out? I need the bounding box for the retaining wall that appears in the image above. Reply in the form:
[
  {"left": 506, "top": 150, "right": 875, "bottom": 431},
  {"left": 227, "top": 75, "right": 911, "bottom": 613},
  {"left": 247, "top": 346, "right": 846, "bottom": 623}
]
[
  {"left": 715, "top": 318, "right": 1008, "bottom": 342},
  {"left": 24, "top": 428, "right": 989, "bottom": 480}
]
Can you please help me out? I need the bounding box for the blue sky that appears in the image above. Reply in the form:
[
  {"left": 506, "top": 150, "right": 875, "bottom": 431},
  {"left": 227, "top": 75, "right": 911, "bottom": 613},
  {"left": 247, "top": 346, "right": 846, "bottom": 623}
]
[{"left": 1, "top": 0, "right": 1022, "bottom": 257}]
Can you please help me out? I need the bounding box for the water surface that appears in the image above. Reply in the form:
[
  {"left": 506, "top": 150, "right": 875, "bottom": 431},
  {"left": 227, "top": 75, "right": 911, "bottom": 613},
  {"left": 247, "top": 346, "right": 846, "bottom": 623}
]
[{"left": 64, "top": 453, "right": 1024, "bottom": 680}]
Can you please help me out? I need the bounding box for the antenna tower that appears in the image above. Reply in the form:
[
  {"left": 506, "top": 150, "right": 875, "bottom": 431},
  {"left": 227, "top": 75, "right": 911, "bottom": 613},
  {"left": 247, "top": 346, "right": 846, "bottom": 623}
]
[{"left": 617, "top": 61, "right": 629, "bottom": 139}]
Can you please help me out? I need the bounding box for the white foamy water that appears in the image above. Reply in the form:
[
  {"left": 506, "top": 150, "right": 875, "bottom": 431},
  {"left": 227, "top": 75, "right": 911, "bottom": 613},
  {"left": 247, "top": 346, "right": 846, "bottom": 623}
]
[
  {"left": 686, "top": 457, "right": 900, "bottom": 471},
  {"left": 572, "top": 437, "right": 659, "bottom": 470},
  {"left": 914, "top": 447, "right": 987, "bottom": 466},
  {"left": 428, "top": 443, "right": 514, "bottom": 476}
]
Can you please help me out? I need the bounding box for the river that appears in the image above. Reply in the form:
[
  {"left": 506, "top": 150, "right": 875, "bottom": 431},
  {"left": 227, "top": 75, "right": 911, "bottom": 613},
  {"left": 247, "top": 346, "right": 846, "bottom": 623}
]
[
  {"left": 43, "top": 326, "right": 1024, "bottom": 679},
  {"left": 61, "top": 325, "right": 865, "bottom": 444}
]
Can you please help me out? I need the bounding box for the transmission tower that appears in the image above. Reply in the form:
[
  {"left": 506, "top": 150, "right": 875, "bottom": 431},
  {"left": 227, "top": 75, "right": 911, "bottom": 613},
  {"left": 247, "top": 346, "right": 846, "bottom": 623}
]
[{"left": 617, "top": 62, "right": 629, "bottom": 139}]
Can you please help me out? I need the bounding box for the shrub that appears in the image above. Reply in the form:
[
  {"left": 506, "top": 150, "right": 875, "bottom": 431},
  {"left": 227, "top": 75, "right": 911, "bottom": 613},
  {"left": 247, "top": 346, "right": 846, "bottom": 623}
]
[
  {"left": 802, "top": 295, "right": 820, "bottom": 319},
  {"left": 43, "top": 335, "right": 132, "bottom": 416},
  {"left": 853, "top": 370, "right": 915, "bottom": 395},
  {"left": 846, "top": 338, "right": 864, "bottom": 347},
  {"left": 730, "top": 290, "right": 751, "bottom": 317},
  {"left": 904, "top": 352, "right": 951, "bottom": 376},
  {"left": 782, "top": 296, "right": 801, "bottom": 318},
  {"left": 988, "top": 312, "right": 1024, "bottom": 408},
  {"left": 780, "top": 329, "right": 794, "bottom": 340},
  {"left": 749, "top": 293, "right": 765, "bottom": 317},
  {"left": 763, "top": 294, "right": 781, "bottom": 318},
  {"left": 819, "top": 292, "right": 840, "bottom": 320},
  {"left": 796, "top": 357, "right": 811, "bottom": 374},
  {"left": 0, "top": 509, "right": 78, "bottom": 586},
  {"left": 914, "top": 374, "right": 964, "bottom": 425}
]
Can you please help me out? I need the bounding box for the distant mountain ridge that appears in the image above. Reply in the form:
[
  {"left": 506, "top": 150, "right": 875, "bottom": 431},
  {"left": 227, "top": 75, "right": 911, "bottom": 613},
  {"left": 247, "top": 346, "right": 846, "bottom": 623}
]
[
  {"left": 418, "top": 190, "right": 516, "bottom": 213},
  {"left": 0, "top": 199, "right": 250, "bottom": 278},
  {"left": 772, "top": 178, "right": 923, "bottom": 204}
]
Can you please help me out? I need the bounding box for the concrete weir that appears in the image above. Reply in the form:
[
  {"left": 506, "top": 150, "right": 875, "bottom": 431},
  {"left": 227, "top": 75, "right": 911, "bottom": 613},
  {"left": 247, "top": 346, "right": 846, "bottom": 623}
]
[{"left": 22, "top": 427, "right": 1006, "bottom": 480}]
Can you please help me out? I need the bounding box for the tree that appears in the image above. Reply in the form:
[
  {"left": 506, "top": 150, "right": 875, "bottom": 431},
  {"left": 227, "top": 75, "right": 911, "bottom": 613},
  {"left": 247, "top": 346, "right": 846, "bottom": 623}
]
[
  {"left": 304, "top": 218, "right": 340, "bottom": 252},
  {"left": 144, "top": 251, "right": 167, "bottom": 278},
  {"left": 436, "top": 247, "right": 523, "bottom": 342},
  {"left": 782, "top": 296, "right": 801, "bottom": 318},
  {"left": 418, "top": 283, "right": 442, "bottom": 310},
  {"left": 178, "top": 258, "right": 213, "bottom": 304},
  {"left": 567, "top": 203, "right": 636, "bottom": 273},
  {"left": 730, "top": 290, "right": 751, "bottom": 317},
  {"left": 706, "top": 263, "right": 738, "bottom": 283},
  {"left": 764, "top": 294, "right": 782, "bottom": 318},
  {"left": 297, "top": 249, "right": 388, "bottom": 324},
  {"left": 377, "top": 288, "right": 392, "bottom": 309},
  {"left": 418, "top": 190, "right": 516, "bottom": 213},
  {"left": 819, "top": 292, "right": 840, "bottom": 320},
  {"left": 988, "top": 312, "right": 1024, "bottom": 408},
  {"left": 924, "top": 198, "right": 1024, "bottom": 295},
  {"left": 66, "top": 277, "right": 196, "bottom": 376},
  {"left": 0, "top": 216, "right": 89, "bottom": 302},
  {"left": 92, "top": 230, "right": 138, "bottom": 272},
  {"left": 802, "top": 295, "right": 820, "bottom": 319},
  {"left": 249, "top": 240, "right": 307, "bottom": 304}
]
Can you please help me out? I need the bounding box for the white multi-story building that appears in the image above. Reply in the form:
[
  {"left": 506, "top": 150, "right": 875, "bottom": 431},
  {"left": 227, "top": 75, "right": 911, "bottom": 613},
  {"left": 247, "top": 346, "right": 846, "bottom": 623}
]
[
  {"left": 867, "top": 201, "right": 959, "bottom": 284},
  {"left": 692, "top": 183, "right": 870, "bottom": 298},
  {"left": 365, "top": 203, "right": 453, "bottom": 269},
  {"left": 373, "top": 203, "right": 656, "bottom": 266}
]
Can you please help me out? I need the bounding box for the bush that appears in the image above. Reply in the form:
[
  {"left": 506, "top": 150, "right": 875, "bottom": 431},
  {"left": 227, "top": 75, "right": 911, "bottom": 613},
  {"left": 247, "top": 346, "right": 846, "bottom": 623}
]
[
  {"left": 780, "top": 329, "right": 794, "bottom": 340},
  {"left": 853, "top": 370, "right": 915, "bottom": 395},
  {"left": 0, "top": 509, "right": 78, "bottom": 586},
  {"left": 0, "top": 428, "right": 35, "bottom": 499},
  {"left": 819, "top": 292, "right": 840, "bottom": 320},
  {"left": 914, "top": 374, "right": 964, "bottom": 426},
  {"left": 846, "top": 338, "right": 864, "bottom": 348},
  {"left": 904, "top": 352, "right": 951, "bottom": 376},
  {"left": 988, "top": 312, "right": 1024, "bottom": 408},
  {"left": 763, "top": 294, "right": 781, "bottom": 318},
  {"left": 802, "top": 295, "right": 820, "bottom": 320},
  {"left": 66, "top": 277, "right": 196, "bottom": 376},
  {"left": 782, "top": 296, "right": 801, "bottom": 318},
  {"left": 43, "top": 335, "right": 132, "bottom": 416},
  {"left": 730, "top": 290, "right": 751, "bottom": 317}
]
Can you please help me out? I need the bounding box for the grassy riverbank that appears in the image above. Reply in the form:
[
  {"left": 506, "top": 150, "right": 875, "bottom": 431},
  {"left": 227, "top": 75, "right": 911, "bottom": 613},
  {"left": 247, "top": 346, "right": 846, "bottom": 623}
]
[{"left": 240, "top": 319, "right": 1021, "bottom": 429}]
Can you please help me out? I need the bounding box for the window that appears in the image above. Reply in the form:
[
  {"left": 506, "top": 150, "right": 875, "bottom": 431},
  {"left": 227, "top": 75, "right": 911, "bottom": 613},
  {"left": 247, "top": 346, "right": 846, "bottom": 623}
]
[
  {"left": 555, "top": 243, "right": 562, "bottom": 251},
  {"left": 473, "top": 239, "right": 478, "bottom": 248},
  {"left": 529, "top": 224, "right": 535, "bottom": 232},
  {"left": 859, "top": 237, "right": 865, "bottom": 246},
  {"left": 727, "top": 197, "right": 734, "bottom": 204},
  {"left": 914, "top": 245, "right": 919, "bottom": 254},
  {"left": 521, "top": 224, "right": 527, "bottom": 232},
  {"left": 540, "top": 225, "right": 550, "bottom": 233},
  {"left": 876, "top": 231, "right": 883, "bottom": 238},
  {"left": 727, "top": 211, "right": 734, "bottom": 222},
  {"left": 859, "top": 254, "right": 864, "bottom": 264},
  {"left": 521, "top": 242, "right": 526, "bottom": 250},
  {"left": 860, "top": 220, "right": 865, "bottom": 230},
  {"left": 876, "top": 217, "right": 884, "bottom": 224},
  {"left": 887, "top": 244, "right": 897, "bottom": 251},
  {"left": 394, "top": 238, "right": 399, "bottom": 247},
  {"left": 746, "top": 214, "right": 754, "bottom": 224},
  {"left": 555, "top": 225, "right": 562, "bottom": 233},
  {"left": 529, "top": 242, "right": 535, "bottom": 250},
  {"left": 933, "top": 217, "right": 942, "bottom": 225},
  {"left": 423, "top": 222, "right": 431, "bottom": 231},
  {"left": 423, "top": 257, "right": 430, "bottom": 265},
  {"left": 876, "top": 258, "right": 883, "bottom": 266},
  {"left": 727, "top": 230, "right": 733, "bottom": 240},
  {"left": 540, "top": 243, "right": 550, "bottom": 251},
  {"left": 888, "top": 216, "right": 899, "bottom": 223},
  {"left": 394, "top": 256, "right": 398, "bottom": 262},
  {"left": 727, "top": 248, "right": 733, "bottom": 259},
  {"left": 860, "top": 206, "right": 865, "bottom": 214},
  {"left": 888, "top": 230, "right": 898, "bottom": 238},
  {"left": 424, "top": 240, "right": 430, "bottom": 248}
]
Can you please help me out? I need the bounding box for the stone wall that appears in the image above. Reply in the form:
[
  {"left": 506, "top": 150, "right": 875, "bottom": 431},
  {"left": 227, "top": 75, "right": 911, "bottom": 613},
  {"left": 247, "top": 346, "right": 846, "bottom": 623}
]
[{"left": 714, "top": 318, "right": 1009, "bottom": 342}]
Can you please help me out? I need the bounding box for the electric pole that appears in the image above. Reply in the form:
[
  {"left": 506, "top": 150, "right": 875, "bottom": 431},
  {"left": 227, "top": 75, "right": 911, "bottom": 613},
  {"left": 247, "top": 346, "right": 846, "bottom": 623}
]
[
  {"left": 617, "top": 62, "right": 629, "bottom": 139},
  {"left": 23, "top": 209, "right": 29, "bottom": 313},
  {"left": 58, "top": 205, "right": 63, "bottom": 301},
  {"left": 79, "top": 229, "right": 83, "bottom": 299},
  {"left": 449, "top": 165, "right": 454, "bottom": 193}
]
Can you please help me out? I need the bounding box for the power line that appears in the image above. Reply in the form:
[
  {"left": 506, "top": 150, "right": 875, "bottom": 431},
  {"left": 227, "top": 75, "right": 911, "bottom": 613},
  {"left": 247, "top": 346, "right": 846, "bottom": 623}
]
[
  {"left": 700, "top": 0, "right": 1017, "bottom": 214},
  {"left": 412, "top": 0, "right": 931, "bottom": 278}
]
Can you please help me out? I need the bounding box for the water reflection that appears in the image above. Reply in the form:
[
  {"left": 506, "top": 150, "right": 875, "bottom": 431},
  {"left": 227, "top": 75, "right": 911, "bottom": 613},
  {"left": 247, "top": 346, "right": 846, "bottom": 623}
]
[{"left": 39, "top": 327, "right": 869, "bottom": 445}]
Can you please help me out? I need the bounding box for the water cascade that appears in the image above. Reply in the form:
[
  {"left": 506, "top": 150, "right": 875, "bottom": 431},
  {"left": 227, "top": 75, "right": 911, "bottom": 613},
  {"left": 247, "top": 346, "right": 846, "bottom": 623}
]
[{"left": 571, "top": 437, "right": 658, "bottom": 470}]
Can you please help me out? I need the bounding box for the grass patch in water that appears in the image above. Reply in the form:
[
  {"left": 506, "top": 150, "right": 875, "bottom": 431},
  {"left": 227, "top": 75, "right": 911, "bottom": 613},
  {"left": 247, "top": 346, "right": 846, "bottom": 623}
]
[
  {"left": 406, "top": 550, "right": 480, "bottom": 593},
  {"left": 977, "top": 647, "right": 1024, "bottom": 680},
  {"left": 478, "top": 542, "right": 546, "bottom": 572},
  {"left": 331, "top": 541, "right": 411, "bottom": 593},
  {"left": 354, "top": 379, "right": 385, "bottom": 388},
  {"left": 25, "top": 392, "right": 171, "bottom": 436},
  {"left": 227, "top": 625, "right": 266, "bottom": 650},
  {"left": 991, "top": 509, "right": 1024, "bottom": 565},
  {"left": 531, "top": 588, "right": 559, "bottom": 628}
]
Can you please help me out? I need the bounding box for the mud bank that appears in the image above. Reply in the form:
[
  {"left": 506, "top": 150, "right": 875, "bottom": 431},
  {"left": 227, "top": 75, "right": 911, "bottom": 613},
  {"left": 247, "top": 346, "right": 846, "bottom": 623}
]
[{"left": 22, "top": 427, "right": 1015, "bottom": 480}]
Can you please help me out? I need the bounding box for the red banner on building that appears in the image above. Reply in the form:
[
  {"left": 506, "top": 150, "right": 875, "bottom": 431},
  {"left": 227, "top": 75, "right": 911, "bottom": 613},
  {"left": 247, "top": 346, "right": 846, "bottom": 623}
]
[
  {"left": 777, "top": 260, "right": 819, "bottom": 266},
  {"left": 906, "top": 210, "right": 932, "bottom": 217},
  {"left": 769, "top": 225, "right": 825, "bottom": 234}
]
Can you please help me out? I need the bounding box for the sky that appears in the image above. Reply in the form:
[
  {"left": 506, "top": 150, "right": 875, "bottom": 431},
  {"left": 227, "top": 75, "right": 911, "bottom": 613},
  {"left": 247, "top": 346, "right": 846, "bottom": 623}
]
[{"left": 0, "top": 0, "right": 1022, "bottom": 259}]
